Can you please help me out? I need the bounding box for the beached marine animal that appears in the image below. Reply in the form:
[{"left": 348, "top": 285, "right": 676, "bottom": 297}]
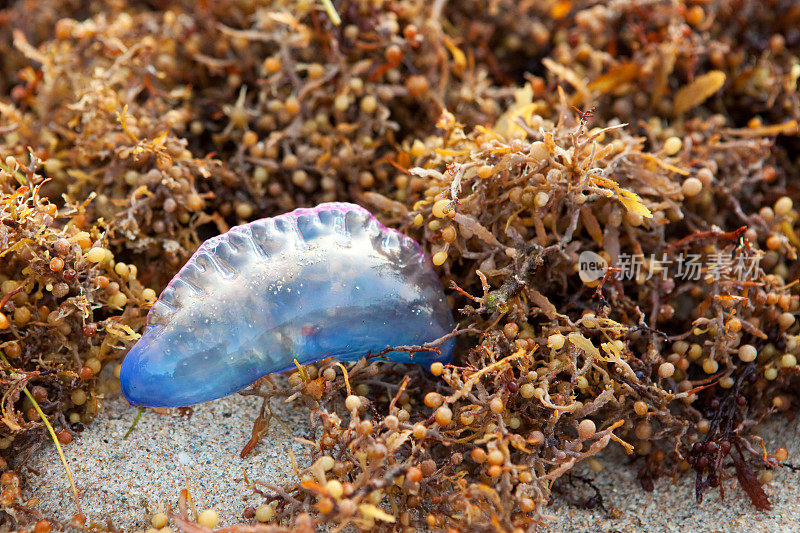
[{"left": 120, "top": 203, "right": 455, "bottom": 407}]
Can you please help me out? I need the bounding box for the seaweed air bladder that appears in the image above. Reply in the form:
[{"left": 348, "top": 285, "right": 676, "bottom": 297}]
[{"left": 119, "top": 203, "right": 455, "bottom": 407}]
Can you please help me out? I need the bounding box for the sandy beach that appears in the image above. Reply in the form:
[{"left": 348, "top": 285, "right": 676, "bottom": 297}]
[{"left": 25, "top": 392, "right": 799, "bottom": 532}]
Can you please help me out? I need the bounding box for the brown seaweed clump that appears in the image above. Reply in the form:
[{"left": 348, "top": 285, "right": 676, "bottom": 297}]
[
  {"left": 228, "top": 96, "right": 797, "bottom": 531},
  {"left": 3, "top": 0, "right": 505, "bottom": 258},
  {"left": 0, "top": 0, "right": 798, "bottom": 531},
  {"left": 0, "top": 157, "right": 152, "bottom": 523}
]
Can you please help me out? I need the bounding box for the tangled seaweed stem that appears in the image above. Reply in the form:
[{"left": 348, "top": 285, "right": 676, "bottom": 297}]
[{"left": 367, "top": 326, "right": 481, "bottom": 360}]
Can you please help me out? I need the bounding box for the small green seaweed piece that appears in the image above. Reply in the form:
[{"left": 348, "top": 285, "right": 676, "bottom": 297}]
[
  {"left": 485, "top": 290, "right": 509, "bottom": 313},
  {"left": 0, "top": 159, "right": 26, "bottom": 185},
  {"left": 123, "top": 406, "right": 146, "bottom": 439}
]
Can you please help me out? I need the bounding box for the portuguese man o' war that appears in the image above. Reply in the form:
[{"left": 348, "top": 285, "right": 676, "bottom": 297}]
[{"left": 120, "top": 203, "right": 455, "bottom": 407}]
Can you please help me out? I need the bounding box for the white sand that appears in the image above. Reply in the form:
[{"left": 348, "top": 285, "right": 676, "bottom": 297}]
[
  {"left": 24, "top": 393, "right": 799, "bottom": 532},
  {"left": 24, "top": 394, "right": 311, "bottom": 530}
]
